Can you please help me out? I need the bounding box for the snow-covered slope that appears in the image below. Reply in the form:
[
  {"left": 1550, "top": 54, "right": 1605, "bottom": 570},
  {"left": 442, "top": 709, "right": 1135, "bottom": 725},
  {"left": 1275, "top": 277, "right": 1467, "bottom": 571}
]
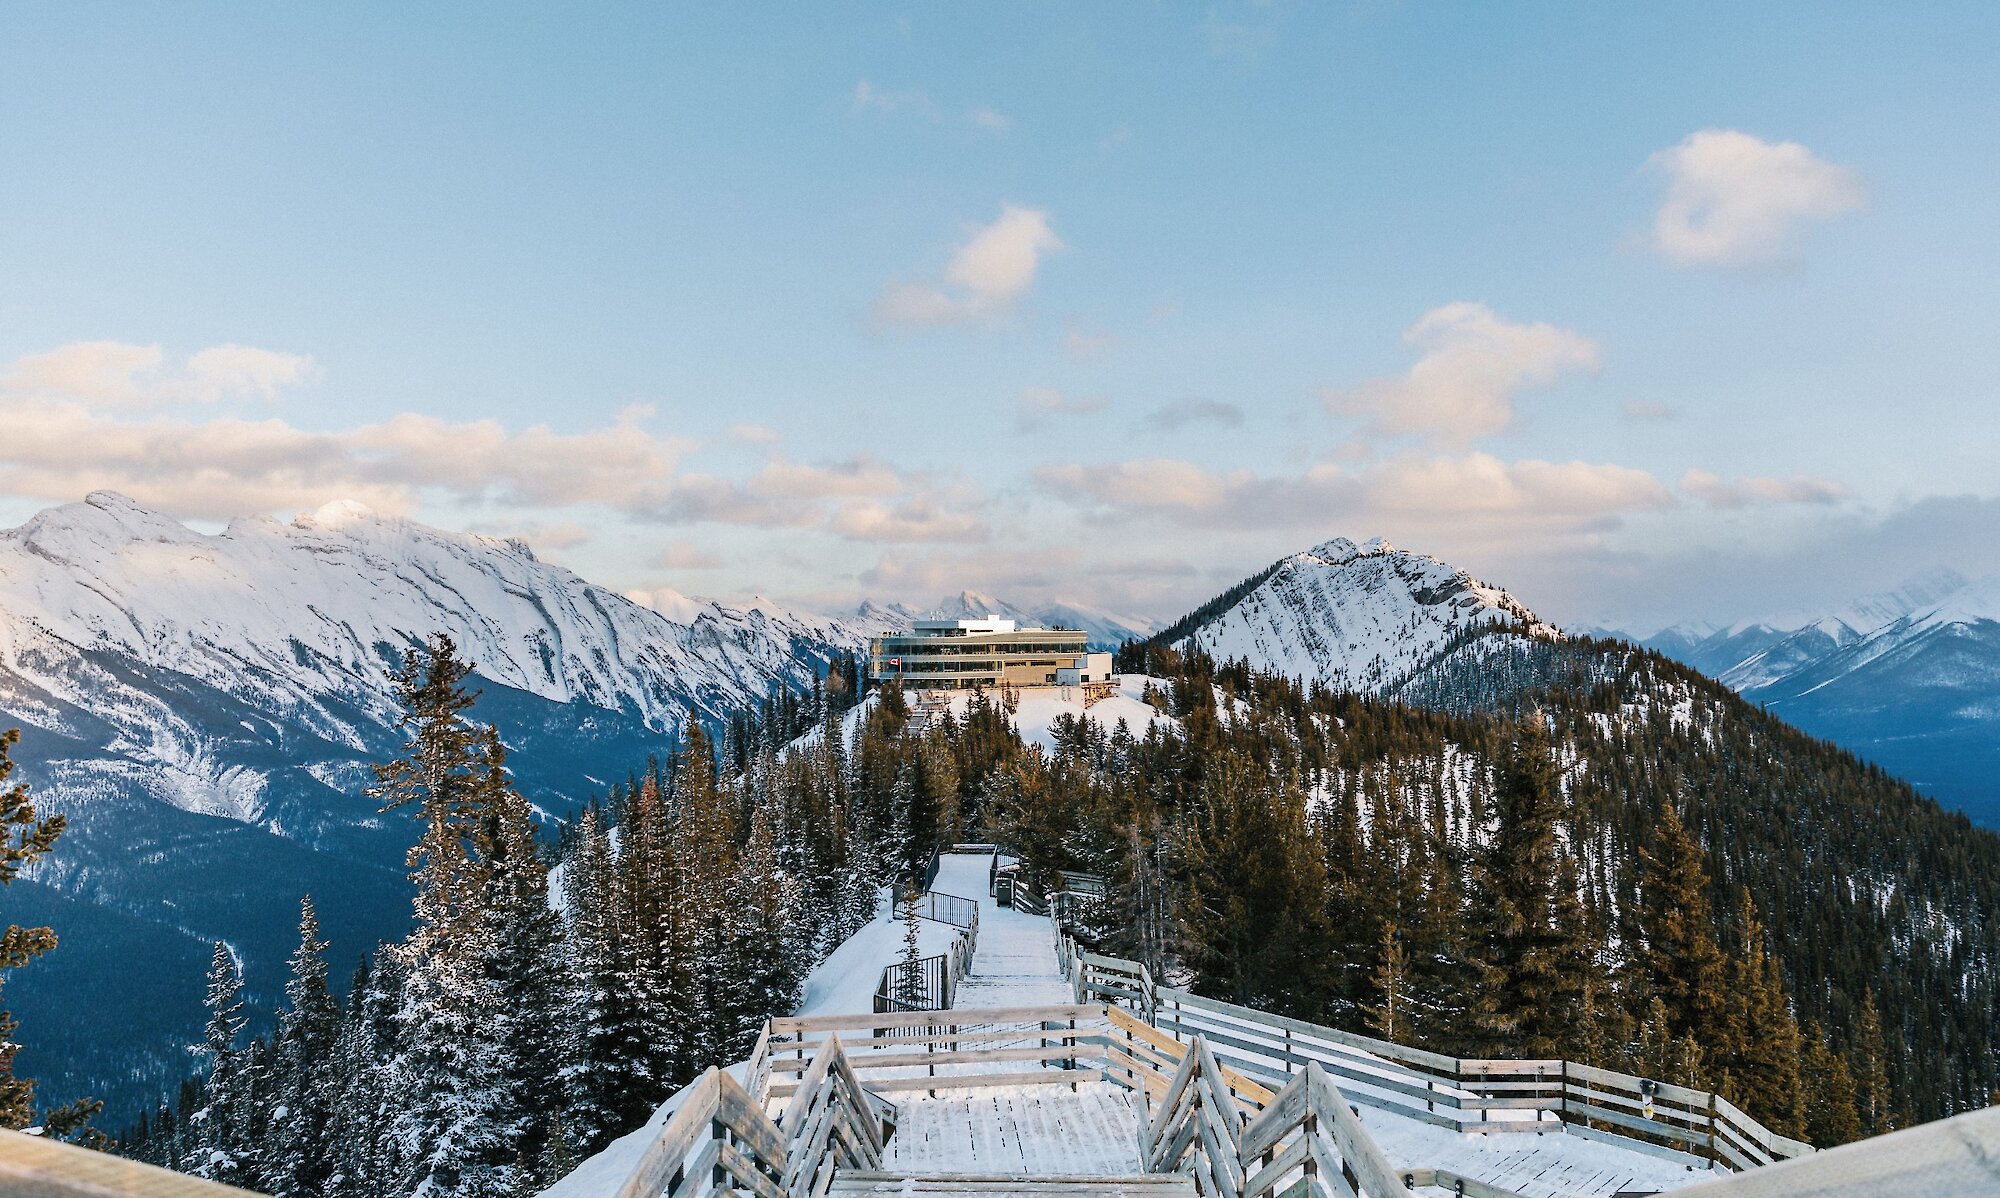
[
  {"left": 1169, "top": 537, "right": 1554, "bottom": 696},
  {"left": 1633, "top": 570, "right": 2000, "bottom": 824},
  {"left": 0, "top": 492, "right": 867, "bottom": 1116}
]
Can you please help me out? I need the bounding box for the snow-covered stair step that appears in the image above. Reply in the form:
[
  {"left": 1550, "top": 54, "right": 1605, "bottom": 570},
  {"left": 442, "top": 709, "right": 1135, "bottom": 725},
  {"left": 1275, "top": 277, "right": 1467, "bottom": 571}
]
[{"left": 828, "top": 1172, "right": 1197, "bottom": 1196}]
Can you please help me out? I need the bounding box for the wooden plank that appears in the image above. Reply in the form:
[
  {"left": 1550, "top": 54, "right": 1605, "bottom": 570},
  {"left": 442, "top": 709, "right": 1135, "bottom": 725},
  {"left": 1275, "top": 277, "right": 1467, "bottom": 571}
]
[
  {"left": 1244, "top": 1132, "right": 1313, "bottom": 1198},
  {"left": 617, "top": 1070, "right": 721, "bottom": 1198},
  {"left": 0, "top": 1129, "right": 269, "bottom": 1198},
  {"left": 1305, "top": 1063, "right": 1407, "bottom": 1198},
  {"left": 850, "top": 1068, "right": 1107, "bottom": 1094},
  {"left": 715, "top": 1140, "right": 786, "bottom": 1198}
]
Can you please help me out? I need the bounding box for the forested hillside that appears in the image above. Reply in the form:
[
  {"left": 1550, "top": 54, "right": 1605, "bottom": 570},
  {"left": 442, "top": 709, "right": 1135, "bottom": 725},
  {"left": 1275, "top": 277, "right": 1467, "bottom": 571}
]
[{"left": 112, "top": 628, "right": 2000, "bottom": 1194}]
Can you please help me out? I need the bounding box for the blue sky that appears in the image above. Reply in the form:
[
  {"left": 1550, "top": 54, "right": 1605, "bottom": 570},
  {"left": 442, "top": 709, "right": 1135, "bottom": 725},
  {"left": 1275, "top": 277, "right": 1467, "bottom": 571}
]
[{"left": 4, "top": 3, "right": 1999, "bottom": 629}]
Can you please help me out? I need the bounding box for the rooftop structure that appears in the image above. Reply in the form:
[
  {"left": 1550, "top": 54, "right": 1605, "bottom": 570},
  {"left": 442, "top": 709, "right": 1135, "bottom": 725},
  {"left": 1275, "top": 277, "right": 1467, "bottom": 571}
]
[{"left": 869, "top": 615, "right": 1112, "bottom": 691}]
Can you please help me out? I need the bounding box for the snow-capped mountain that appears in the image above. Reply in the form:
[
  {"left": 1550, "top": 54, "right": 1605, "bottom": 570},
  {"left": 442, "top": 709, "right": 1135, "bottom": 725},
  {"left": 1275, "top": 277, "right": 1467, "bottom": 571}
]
[
  {"left": 0, "top": 492, "right": 865, "bottom": 1114},
  {"left": 1163, "top": 537, "right": 1555, "bottom": 695},
  {"left": 1630, "top": 570, "right": 2000, "bottom": 824}
]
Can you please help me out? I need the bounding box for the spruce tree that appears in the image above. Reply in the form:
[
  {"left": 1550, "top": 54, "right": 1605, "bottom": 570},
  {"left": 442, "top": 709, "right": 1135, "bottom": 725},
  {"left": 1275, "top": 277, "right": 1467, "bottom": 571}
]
[
  {"left": 1636, "top": 800, "right": 1729, "bottom": 1054},
  {"left": 0, "top": 727, "right": 98, "bottom": 1140},
  {"left": 370, "top": 635, "right": 519, "bottom": 1198},
  {"left": 266, "top": 897, "right": 341, "bottom": 1198},
  {"left": 187, "top": 942, "right": 251, "bottom": 1186},
  {"left": 1465, "top": 718, "right": 1590, "bottom": 1058}
]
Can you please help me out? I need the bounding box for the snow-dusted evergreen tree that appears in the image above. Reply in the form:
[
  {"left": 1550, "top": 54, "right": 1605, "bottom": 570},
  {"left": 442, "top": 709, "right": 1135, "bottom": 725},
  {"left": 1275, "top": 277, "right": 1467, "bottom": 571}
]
[
  {"left": 266, "top": 897, "right": 341, "bottom": 1198},
  {"left": 728, "top": 804, "right": 806, "bottom": 1042},
  {"left": 325, "top": 948, "right": 406, "bottom": 1198},
  {"left": 557, "top": 805, "right": 627, "bottom": 1152},
  {"left": 186, "top": 942, "right": 251, "bottom": 1186},
  {"left": 370, "top": 635, "right": 522, "bottom": 1198}
]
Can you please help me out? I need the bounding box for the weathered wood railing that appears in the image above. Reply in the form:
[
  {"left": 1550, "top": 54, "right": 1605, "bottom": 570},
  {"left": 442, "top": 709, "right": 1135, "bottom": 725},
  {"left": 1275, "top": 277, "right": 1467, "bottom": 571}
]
[
  {"left": 616, "top": 1033, "right": 883, "bottom": 1198},
  {"left": 1057, "top": 930, "right": 1814, "bottom": 1172},
  {"left": 0, "top": 1128, "right": 267, "bottom": 1198}
]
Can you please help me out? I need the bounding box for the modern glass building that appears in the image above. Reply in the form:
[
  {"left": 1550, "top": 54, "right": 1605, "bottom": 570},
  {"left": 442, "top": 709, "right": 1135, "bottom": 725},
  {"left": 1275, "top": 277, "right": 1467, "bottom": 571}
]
[{"left": 866, "top": 617, "right": 1112, "bottom": 690}]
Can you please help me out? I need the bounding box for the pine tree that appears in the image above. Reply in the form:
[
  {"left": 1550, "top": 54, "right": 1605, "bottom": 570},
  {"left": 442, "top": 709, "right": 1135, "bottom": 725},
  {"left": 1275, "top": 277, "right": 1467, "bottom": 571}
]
[
  {"left": 187, "top": 942, "right": 251, "bottom": 1186},
  {"left": 0, "top": 727, "right": 98, "bottom": 1140},
  {"left": 894, "top": 879, "right": 927, "bottom": 1008},
  {"left": 1720, "top": 889, "right": 1805, "bottom": 1137},
  {"left": 1852, "top": 991, "right": 1896, "bottom": 1136},
  {"left": 1465, "top": 719, "right": 1591, "bottom": 1058},
  {"left": 1636, "top": 800, "right": 1729, "bottom": 1055},
  {"left": 266, "top": 897, "right": 341, "bottom": 1198},
  {"left": 371, "top": 635, "right": 520, "bottom": 1198},
  {"left": 1362, "top": 922, "right": 1408, "bottom": 1042},
  {"left": 1801, "top": 1021, "right": 1862, "bottom": 1147},
  {"left": 557, "top": 806, "right": 628, "bottom": 1152}
]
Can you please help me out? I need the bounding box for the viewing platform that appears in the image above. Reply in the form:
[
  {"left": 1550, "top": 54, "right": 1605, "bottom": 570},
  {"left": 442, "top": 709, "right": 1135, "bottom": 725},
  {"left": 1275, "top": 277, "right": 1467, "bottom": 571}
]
[{"left": 562, "top": 849, "right": 1827, "bottom": 1198}]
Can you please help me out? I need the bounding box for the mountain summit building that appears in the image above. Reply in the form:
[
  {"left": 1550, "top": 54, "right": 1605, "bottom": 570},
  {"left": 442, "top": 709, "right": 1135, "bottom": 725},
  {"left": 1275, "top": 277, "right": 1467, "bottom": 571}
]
[{"left": 867, "top": 616, "right": 1113, "bottom": 691}]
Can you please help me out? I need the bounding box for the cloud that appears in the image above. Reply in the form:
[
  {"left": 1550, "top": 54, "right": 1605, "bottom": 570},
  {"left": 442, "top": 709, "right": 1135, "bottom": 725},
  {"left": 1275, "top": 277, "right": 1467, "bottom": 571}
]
[
  {"left": 0, "top": 347, "right": 686, "bottom": 519},
  {"left": 871, "top": 205, "right": 1063, "bottom": 328},
  {"left": 659, "top": 455, "right": 989, "bottom": 544},
  {"left": 1147, "top": 398, "right": 1244, "bottom": 432},
  {"left": 3, "top": 340, "right": 318, "bottom": 407},
  {"left": 1680, "top": 469, "right": 1849, "bottom": 508},
  {"left": 655, "top": 540, "right": 723, "bottom": 569},
  {"left": 1622, "top": 400, "right": 1675, "bottom": 422},
  {"left": 828, "top": 497, "right": 989, "bottom": 543},
  {"left": 1647, "top": 129, "right": 1865, "bottom": 267},
  {"left": 1040, "top": 452, "right": 1672, "bottom": 549},
  {"left": 1324, "top": 303, "right": 1599, "bottom": 445},
  {"left": 728, "top": 423, "right": 781, "bottom": 444}
]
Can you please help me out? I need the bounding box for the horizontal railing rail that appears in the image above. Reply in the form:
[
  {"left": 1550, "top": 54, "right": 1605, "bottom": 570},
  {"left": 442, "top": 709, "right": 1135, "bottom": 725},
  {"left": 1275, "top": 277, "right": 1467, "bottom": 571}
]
[{"left": 1053, "top": 924, "right": 1812, "bottom": 1172}]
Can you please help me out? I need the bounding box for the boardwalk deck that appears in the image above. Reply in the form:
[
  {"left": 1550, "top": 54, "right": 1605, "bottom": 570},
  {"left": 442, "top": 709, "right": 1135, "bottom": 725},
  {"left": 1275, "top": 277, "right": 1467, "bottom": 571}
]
[
  {"left": 882, "top": 1082, "right": 1146, "bottom": 1176},
  {"left": 933, "top": 853, "right": 1073, "bottom": 1009}
]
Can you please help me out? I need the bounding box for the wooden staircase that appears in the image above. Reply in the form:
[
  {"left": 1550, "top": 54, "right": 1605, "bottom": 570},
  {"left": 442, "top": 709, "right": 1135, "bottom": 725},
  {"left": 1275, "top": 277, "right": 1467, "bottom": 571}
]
[{"left": 828, "top": 1172, "right": 1197, "bottom": 1196}]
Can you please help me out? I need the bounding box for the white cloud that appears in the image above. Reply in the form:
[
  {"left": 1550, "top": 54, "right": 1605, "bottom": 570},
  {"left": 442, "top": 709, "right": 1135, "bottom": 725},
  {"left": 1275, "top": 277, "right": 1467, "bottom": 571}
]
[
  {"left": 1062, "top": 325, "right": 1118, "bottom": 363},
  {"left": 728, "top": 423, "right": 781, "bottom": 444},
  {"left": 1041, "top": 452, "right": 1672, "bottom": 551},
  {"left": 1324, "top": 303, "right": 1599, "bottom": 445},
  {"left": 655, "top": 540, "right": 723, "bottom": 569},
  {"left": 872, "top": 205, "right": 1063, "bottom": 327},
  {"left": 1680, "top": 469, "right": 1849, "bottom": 508},
  {"left": 3, "top": 340, "right": 319, "bottom": 408},
  {"left": 0, "top": 344, "right": 686, "bottom": 518},
  {"left": 1647, "top": 129, "right": 1865, "bottom": 267}
]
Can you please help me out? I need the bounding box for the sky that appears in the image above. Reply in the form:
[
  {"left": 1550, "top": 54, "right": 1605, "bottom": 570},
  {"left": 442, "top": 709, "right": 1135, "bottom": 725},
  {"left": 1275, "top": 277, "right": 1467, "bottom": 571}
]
[{"left": 4, "top": 2, "right": 2000, "bottom": 631}]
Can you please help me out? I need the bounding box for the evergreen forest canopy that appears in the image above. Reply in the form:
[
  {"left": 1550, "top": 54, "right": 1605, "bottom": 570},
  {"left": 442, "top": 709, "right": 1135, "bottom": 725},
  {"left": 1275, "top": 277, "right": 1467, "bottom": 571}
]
[{"left": 100, "top": 628, "right": 2000, "bottom": 1197}]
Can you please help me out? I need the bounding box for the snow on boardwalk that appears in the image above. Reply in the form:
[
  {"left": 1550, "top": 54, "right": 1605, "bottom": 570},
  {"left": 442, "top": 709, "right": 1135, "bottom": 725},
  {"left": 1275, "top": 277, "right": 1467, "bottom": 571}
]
[
  {"left": 882, "top": 1083, "right": 1144, "bottom": 1176},
  {"left": 1363, "top": 1109, "right": 1717, "bottom": 1197},
  {"left": 932, "top": 852, "right": 1074, "bottom": 1009}
]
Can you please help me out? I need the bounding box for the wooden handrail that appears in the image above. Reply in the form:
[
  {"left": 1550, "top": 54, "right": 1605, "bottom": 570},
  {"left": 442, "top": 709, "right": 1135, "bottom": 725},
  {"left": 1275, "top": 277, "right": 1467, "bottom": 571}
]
[{"left": 0, "top": 1129, "right": 269, "bottom": 1198}]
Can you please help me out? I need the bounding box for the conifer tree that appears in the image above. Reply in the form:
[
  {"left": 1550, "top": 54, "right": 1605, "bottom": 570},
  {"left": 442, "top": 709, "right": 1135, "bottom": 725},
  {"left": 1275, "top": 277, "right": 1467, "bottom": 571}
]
[
  {"left": 1636, "top": 800, "right": 1729, "bottom": 1053},
  {"left": 266, "top": 897, "right": 340, "bottom": 1198},
  {"left": 1801, "top": 1022, "right": 1862, "bottom": 1146},
  {"left": 187, "top": 942, "right": 251, "bottom": 1186},
  {"left": 370, "top": 635, "right": 520, "bottom": 1198},
  {"left": 1465, "top": 719, "right": 1590, "bottom": 1058},
  {"left": 1720, "top": 889, "right": 1805, "bottom": 1136},
  {"left": 0, "top": 727, "right": 97, "bottom": 1141},
  {"left": 1852, "top": 991, "right": 1896, "bottom": 1136}
]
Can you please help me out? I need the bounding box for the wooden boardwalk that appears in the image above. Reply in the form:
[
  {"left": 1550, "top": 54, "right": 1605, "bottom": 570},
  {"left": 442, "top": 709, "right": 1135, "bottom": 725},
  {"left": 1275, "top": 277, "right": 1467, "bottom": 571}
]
[{"left": 882, "top": 1082, "right": 1145, "bottom": 1176}]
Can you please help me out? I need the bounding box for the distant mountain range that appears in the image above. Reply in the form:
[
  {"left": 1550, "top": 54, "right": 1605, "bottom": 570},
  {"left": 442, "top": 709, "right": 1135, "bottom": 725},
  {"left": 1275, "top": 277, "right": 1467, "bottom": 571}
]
[
  {"left": 7, "top": 493, "right": 1994, "bottom": 1120},
  {"left": 0, "top": 494, "right": 1152, "bottom": 1117},
  {"left": 1599, "top": 570, "right": 2000, "bottom": 826}
]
